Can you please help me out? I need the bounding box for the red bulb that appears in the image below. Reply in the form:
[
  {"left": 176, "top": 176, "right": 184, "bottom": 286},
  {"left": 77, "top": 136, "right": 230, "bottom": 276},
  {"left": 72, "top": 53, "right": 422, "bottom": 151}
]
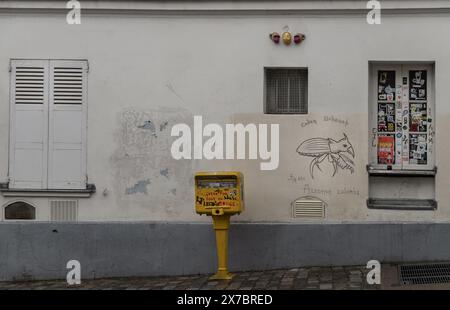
[
  {"left": 294, "top": 34, "right": 304, "bottom": 44},
  {"left": 270, "top": 32, "right": 280, "bottom": 44}
]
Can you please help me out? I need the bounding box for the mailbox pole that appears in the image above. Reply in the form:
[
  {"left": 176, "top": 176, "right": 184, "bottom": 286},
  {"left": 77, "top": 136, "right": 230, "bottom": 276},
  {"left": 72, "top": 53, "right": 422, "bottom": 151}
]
[
  {"left": 210, "top": 214, "right": 232, "bottom": 280},
  {"left": 194, "top": 172, "right": 243, "bottom": 281}
]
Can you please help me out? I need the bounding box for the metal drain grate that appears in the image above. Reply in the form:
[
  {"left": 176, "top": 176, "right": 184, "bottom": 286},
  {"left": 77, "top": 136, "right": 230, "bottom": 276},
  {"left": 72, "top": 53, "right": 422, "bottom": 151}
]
[{"left": 399, "top": 263, "right": 450, "bottom": 285}]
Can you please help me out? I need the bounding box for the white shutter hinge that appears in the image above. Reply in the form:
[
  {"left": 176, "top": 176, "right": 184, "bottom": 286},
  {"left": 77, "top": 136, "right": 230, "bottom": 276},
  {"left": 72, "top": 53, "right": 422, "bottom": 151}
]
[
  {"left": 8, "top": 65, "right": 11, "bottom": 73},
  {"left": 86, "top": 63, "right": 89, "bottom": 73}
]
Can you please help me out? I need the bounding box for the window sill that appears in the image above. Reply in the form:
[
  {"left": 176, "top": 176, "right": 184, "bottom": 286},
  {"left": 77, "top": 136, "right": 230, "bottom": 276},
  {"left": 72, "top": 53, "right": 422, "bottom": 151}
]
[
  {"left": 367, "top": 198, "right": 437, "bottom": 210},
  {"left": 0, "top": 183, "right": 96, "bottom": 198},
  {"left": 367, "top": 165, "right": 437, "bottom": 177}
]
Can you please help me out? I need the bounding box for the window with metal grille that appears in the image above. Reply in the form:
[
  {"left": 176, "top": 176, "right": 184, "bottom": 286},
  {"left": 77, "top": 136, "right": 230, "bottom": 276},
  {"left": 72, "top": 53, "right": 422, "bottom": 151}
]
[
  {"left": 4, "top": 201, "right": 36, "bottom": 220},
  {"left": 265, "top": 68, "right": 308, "bottom": 114}
]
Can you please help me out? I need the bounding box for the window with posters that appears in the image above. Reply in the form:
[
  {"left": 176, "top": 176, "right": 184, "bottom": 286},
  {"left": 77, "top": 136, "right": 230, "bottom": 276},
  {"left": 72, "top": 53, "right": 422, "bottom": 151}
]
[
  {"left": 369, "top": 64, "right": 435, "bottom": 172},
  {"left": 368, "top": 63, "right": 436, "bottom": 210}
]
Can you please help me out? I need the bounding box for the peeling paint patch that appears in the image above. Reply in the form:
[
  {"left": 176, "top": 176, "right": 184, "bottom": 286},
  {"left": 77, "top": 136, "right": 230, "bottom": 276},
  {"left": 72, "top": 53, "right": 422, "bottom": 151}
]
[
  {"left": 111, "top": 107, "right": 194, "bottom": 217},
  {"left": 160, "top": 121, "right": 169, "bottom": 132},
  {"left": 160, "top": 168, "right": 169, "bottom": 179},
  {"left": 126, "top": 179, "right": 151, "bottom": 195}
]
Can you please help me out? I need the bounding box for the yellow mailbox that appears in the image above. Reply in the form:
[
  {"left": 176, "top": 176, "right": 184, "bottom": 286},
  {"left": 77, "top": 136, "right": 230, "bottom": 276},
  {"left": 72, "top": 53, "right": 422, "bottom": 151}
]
[{"left": 195, "top": 172, "right": 244, "bottom": 280}]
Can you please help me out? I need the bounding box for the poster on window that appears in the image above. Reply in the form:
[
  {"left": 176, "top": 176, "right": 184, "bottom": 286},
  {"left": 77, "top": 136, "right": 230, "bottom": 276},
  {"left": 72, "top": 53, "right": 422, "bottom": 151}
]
[
  {"left": 378, "top": 71, "right": 396, "bottom": 101},
  {"left": 378, "top": 103, "right": 395, "bottom": 132},
  {"left": 409, "top": 103, "right": 427, "bottom": 132},
  {"left": 378, "top": 135, "right": 395, "bottom": 165},
  {"left": 409, "top": 134, "right": 427, "bottom": 165},
  {"left": 409, "top": 70, "right": 427, "bottom": 100}
]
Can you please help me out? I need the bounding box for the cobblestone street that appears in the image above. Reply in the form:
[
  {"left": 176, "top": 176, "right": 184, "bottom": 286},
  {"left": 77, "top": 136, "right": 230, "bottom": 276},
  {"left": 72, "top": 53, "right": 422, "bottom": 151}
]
[{"left": 0, "top": 265, "right": 381, "bottom": 290}]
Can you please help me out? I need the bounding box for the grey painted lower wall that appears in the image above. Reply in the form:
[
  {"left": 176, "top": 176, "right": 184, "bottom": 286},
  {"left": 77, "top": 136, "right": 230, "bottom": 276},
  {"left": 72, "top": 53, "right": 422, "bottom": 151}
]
[{"left": 0, "top": 222, "right": 449, "bottom": 281}]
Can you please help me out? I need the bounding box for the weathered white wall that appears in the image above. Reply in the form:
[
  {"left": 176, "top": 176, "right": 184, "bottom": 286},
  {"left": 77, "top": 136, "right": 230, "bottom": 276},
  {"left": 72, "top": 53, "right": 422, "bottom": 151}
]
[{"left": 1, "top": 1, "right": 450, "bottom": 222}]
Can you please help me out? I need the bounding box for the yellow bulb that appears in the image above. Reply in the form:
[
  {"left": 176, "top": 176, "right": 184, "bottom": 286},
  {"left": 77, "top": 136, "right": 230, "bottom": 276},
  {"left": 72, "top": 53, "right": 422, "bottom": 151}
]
[{"left": 282, "top": 32, "right": 292, "bottom": 45}]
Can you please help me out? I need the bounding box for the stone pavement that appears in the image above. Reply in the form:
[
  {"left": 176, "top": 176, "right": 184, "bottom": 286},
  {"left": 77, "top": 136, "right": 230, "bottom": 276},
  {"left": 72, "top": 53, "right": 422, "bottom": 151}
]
[{"left": 0, "top": 265, "right": 381, "bottom": 290}]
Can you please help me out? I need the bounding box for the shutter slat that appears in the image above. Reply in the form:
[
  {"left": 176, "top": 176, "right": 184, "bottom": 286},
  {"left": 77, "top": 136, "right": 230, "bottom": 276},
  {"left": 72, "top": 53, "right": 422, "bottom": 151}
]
[
  {"left": 53, "top": 66, "right": 84, "bottom": 105},
  {"left": 14, "top": 66, "right": 45, "bottom": 105}
]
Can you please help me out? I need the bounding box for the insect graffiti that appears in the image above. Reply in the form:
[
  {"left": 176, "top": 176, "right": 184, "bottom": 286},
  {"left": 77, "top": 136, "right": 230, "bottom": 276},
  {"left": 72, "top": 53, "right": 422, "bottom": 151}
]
[{"left": 296, "top": 133, "right": 355, "bottom": 179}]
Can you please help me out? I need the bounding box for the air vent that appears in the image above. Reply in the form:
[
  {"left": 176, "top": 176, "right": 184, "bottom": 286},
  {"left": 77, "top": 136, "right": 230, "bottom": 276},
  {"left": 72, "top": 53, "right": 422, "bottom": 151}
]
[
  {"left": 292, "top": 196, "right": 326, "bottom": 218},
  {"left": 50, "top": 200, "right": 78, "bottom": 222},
  {"left": 53, "top": 67, "right": 83, "bottom": 104},
  {"left": 399, "top": 262, "right": 450, "bottom": 285},
  {"left": 15, "top": 67, "right": 45, "bottom": 104}
]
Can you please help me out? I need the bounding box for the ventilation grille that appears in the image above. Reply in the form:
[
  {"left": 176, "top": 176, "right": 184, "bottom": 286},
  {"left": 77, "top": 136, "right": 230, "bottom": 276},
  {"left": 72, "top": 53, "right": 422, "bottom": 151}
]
[
  {"left": 265, "top": 68, "right": 308, "bottom": 114},
  {"left": 292, "top": 196, "right": 325, "bottom": 218},
  {"left": 399, "top": 263, "right": 450, "bottom": 285},
  {"left": 15, "top": 67, "right": 45, "bottom": 104},
  {"left": 50, "top": 200, "right": 78, "bottom": 221},
  {"left": 53, "top": 67, "right": 83, "bottom": 104}
]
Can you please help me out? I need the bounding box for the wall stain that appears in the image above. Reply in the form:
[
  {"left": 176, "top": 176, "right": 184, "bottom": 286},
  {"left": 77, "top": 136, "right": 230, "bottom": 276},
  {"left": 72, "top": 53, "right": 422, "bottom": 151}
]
[
  {"left": 165, "top": 83, "right": 184, "bottom": 102},
  {"left": 160, "top": 121, "right": 169, "bottom": 132},
  {"left": 138, "top": 120, "right": 157, "bottom": 137},
  {"left": 126, "top": 179, "right": 151, "bottom": 195},
  {"left": 160, "top": 168, "right": 169, "bottom": 179}
]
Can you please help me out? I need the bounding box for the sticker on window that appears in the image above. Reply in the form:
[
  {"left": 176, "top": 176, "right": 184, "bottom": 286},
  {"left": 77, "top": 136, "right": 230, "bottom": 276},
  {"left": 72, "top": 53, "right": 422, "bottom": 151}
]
[
  {"left": 409, "top": 70, "right": 427, "bottom": 100},
  {"left": 409, "top": 102, "right": 427, "bottom": 132},
  {"left": 409, "top": 134, "right": 427, "bottom": 165},
  {"left": 378, "top": 103, "right": 395, "bottom": 132},
  {"left": 378, "top": 71, "right": 396, "bottom": 101}
]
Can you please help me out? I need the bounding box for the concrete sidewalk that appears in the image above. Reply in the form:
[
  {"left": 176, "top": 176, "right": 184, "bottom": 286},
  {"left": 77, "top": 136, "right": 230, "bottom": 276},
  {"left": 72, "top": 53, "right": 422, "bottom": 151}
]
[{"left": 1, "top": 263, "right": 449, "bottom": 290}]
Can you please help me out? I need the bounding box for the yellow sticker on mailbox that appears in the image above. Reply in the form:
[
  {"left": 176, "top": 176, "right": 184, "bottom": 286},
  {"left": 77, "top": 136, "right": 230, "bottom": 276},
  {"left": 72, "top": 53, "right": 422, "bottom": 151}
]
[
  {"left": 196, "top": 188, "right": 238, "bottom": 208},
  {"left": 194, "top": 172, "right": 244, "bottom": 215}
]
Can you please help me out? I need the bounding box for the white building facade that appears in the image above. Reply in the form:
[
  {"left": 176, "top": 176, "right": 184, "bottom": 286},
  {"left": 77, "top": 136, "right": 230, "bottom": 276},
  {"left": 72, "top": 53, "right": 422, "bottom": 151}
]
[{"left": 1, "top": 0, "right": 450, "bottom": 280}]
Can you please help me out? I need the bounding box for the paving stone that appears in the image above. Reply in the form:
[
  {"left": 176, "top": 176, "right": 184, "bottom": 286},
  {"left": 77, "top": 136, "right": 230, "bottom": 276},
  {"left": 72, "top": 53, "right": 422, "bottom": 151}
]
[
  {"left": 334, "top": 283, "right": 347, "bottom": 290},
  {"left": 320, "top": 275, "right": 332, "bottom": 282},
  {"left": 319, "top": 283, "right": 333, "bottom": 290},
  {"left": 0, "top": 265, "right": 383, "bottom": 290},
  {"left": 207, "top": 281, "right": 219, "bottom": 286}
]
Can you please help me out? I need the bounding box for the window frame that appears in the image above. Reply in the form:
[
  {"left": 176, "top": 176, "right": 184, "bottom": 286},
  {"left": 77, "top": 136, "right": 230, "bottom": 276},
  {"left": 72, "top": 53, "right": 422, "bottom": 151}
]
[
  {"left": 8, "top": 59, "right": 89, "bottom": 191},
  {"left": 2, "top": 200, "right": 37, "bottom": 221}
]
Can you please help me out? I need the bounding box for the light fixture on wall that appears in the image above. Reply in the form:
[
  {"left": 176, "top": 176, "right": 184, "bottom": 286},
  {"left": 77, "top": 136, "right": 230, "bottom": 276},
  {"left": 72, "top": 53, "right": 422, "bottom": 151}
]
[
  {"left": 282, "top": 31, "right": 292, "bottom": 45},
  {"left": 294, "top": 33, "right": 306, "bottom": 44}
]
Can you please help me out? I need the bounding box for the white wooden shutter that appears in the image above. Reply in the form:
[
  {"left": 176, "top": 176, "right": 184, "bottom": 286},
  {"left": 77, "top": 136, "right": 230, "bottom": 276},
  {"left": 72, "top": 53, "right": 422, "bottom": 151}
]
[
  {"left": 48, "top": 60, "right": 87, "bottom": 189},
  {"left": 9, "top": 60, "right": 49, "bottom": 189}
]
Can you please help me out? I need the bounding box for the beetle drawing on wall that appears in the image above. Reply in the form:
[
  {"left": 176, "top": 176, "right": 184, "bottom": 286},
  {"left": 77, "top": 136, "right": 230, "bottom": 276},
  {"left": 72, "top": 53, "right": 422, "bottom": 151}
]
[{"left": 297, "top": 133, "right": 355, "bottom": 179}]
